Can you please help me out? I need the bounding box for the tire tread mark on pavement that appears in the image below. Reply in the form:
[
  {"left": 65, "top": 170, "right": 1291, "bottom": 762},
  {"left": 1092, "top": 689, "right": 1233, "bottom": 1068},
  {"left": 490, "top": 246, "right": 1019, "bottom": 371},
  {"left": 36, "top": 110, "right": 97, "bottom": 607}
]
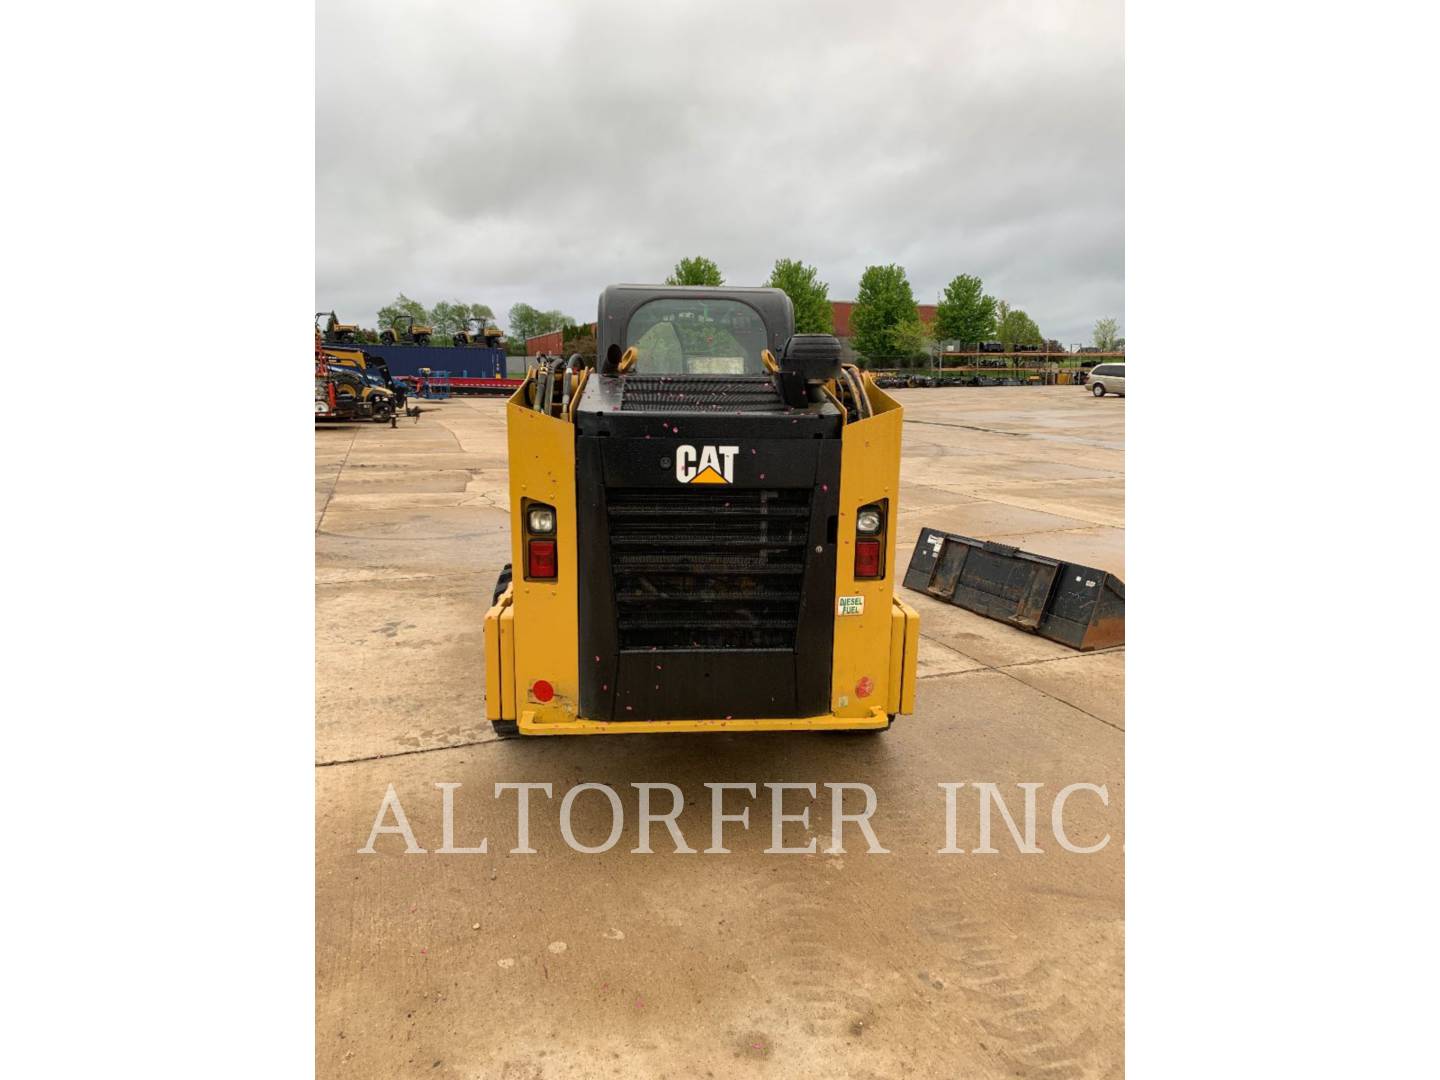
[
  {"left": 913, "top": 903, "right": 1099, "bottom": 1079},
  {"left": 753, "top": 882, "right": 866, "bottom": 1033}
]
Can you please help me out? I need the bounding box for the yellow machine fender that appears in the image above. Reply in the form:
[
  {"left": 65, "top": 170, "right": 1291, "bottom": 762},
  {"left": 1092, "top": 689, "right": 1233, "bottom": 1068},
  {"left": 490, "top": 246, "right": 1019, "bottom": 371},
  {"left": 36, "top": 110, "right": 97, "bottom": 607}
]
[
  {"left": 503, "top": 380, "right": 580, "bottom": 726},
  {"left": 829, "top": 379, "right": 913, "bottom": 719}
]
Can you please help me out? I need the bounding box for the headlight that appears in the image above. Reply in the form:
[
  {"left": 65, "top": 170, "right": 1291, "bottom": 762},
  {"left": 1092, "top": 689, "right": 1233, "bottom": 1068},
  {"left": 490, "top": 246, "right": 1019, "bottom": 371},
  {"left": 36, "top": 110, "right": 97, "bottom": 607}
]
[
  {"left": 856, "top": 507, "right": 883, "bottom": 534},
  {"left": 528, "top": 505, "right": 556, "bottom": 534}
]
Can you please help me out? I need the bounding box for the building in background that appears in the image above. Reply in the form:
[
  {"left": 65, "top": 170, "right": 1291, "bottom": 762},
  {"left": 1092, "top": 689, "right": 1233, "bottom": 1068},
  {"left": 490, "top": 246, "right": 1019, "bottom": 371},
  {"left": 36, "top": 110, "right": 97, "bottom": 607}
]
[{"left": 525, "top": 324, "right": 598, "bottom": 357}]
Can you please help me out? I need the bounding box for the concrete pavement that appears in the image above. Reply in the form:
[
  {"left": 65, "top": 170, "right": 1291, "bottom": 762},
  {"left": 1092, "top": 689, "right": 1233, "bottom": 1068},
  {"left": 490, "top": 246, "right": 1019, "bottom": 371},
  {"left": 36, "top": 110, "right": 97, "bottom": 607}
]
[{"left": 316, "top": 386, "right": 1125, "bottom": 1078}]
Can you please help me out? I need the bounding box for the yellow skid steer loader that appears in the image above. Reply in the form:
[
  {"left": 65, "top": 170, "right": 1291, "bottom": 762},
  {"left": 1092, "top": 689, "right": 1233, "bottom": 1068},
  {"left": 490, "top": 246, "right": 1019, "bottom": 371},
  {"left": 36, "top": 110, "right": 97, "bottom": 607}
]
[{"left": 484, "top": 285, "right": 918, "bottom": 736}]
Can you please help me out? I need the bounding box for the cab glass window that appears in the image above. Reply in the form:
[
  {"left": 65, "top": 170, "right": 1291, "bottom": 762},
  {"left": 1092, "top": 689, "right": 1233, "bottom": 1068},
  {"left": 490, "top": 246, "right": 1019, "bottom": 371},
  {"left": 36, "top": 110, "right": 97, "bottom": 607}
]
[{"left": 625, "top": 299, "right": 768, "bottom": 375}]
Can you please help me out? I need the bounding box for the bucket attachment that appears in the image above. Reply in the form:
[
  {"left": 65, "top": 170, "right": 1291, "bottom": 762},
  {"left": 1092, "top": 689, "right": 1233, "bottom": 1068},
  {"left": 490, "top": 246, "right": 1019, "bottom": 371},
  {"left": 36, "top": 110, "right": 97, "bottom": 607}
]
[{"left": 903, "top": 528, "right": 1124, "bottom": 651}]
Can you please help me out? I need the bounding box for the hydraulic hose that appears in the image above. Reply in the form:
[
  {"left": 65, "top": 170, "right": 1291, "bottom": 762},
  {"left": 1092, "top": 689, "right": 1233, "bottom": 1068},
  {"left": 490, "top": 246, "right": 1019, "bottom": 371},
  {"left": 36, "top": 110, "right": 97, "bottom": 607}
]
[
  {"left": 533, "top": 357, "right": 552, "bottom": 414},
  {"left": 840, "top": 364, "right": 872, "bottom": 420}
]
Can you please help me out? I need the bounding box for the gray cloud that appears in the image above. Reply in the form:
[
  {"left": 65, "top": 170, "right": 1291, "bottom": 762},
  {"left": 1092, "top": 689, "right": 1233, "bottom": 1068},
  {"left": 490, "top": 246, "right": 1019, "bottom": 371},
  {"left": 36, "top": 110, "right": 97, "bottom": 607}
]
[{"left": 318, "top": 0, "right": 1123, "bottom": 344}]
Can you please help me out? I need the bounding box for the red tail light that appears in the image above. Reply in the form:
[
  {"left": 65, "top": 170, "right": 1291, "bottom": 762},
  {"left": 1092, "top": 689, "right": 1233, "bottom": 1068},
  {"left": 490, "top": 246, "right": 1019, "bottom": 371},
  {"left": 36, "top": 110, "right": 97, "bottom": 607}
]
[
  {"left": 527, "top": 539, "right": 556, "bottom": 579},
  {"left": 855, "top": 538, "right": 881, "bottom": 578}
]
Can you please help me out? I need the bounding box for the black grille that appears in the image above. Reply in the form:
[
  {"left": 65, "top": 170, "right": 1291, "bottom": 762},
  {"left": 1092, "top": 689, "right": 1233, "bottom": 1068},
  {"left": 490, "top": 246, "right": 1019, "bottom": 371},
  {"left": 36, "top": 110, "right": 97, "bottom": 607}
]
[
  {"left": 618, "top": 375, "right": 787, "bottom": 413},
  {"left": 607, "top": 487, "right": 811, "bottom": 650}
]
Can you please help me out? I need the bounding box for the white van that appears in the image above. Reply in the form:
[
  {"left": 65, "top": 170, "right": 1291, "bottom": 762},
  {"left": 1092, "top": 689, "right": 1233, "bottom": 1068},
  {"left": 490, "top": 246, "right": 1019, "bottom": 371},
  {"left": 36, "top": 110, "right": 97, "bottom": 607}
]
[{"left": 1088, "top": 363, "right": 1125, "bottom": 397}]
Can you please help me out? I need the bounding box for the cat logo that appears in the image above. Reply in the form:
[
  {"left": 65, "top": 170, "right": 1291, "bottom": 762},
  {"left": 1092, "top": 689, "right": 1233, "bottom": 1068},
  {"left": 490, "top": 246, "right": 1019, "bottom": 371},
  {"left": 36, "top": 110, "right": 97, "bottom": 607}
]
[{"left": 675, "top": 444, "right": 739, "bottom": 485}]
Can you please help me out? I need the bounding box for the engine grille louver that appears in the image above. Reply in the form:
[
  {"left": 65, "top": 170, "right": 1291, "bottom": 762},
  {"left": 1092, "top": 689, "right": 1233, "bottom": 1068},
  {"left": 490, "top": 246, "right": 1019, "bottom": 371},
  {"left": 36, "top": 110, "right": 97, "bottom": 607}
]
[
  {"left": 607, "top": 487, "right": 811, "bottom": 651},
  {"left": 618, "top": 375, "right": 787, "bottom": 413}
]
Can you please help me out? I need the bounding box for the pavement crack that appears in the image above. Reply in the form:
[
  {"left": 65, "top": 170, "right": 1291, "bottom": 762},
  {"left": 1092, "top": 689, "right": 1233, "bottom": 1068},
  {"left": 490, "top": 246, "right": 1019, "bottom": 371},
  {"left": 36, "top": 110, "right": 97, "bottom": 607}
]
[
  {"left": 920, "top": 634, "right": 989, "bottom": 664},
  {"left": 941, "top": 496, "right": 1117, "bottom": 530},
  {"left": 316, "top": 737, "right": 502, "bottom": 768},
  {"left": 315, "top": 570, "right": 495, "bottom": 587},
  {"left": 918, "top": 631, "right": 1124, "bottom": 730},
  {"left": 315, "top": 429, "right": 359, "bottom": 534},
  {"left": 997, "top": 667, "right": 1124, "bottom": 733},
  {"left": 906, "top": 419, "right": 1028, "bottom": 437},
  {"left": 316, "top": 531, "right": 495, "bottom": 542},
  {"left": 997, "top": 649, "right": 1124, "bottom": 671},
  {"left": 917, "top": 667, "right": 994, "bottom": 681},
  {"left": 905, "top": 416, "right": 1123, "bottom": 452},
  {"left": 982, "top": 522, "right": 1121, "bottom": 537}
]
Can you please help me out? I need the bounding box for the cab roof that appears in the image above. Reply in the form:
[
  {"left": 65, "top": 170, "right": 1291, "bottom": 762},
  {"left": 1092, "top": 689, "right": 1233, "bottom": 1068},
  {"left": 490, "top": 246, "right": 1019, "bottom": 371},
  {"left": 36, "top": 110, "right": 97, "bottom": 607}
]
[{"left": 596, "top": 284, "right": 795, "bottom": 359}]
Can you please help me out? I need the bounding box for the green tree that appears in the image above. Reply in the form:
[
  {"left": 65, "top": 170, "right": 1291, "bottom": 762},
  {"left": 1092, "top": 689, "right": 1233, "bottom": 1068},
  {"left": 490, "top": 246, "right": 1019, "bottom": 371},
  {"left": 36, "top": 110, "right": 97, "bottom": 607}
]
[
  {"left": 887, "top": 316, "right": 931, "bottom": 367},
  {"left": 506, "top": 303, "right": 575, "bottom": 343},
  {"left": 506, "top": 302, "right": 544, "bottom": 341},
  {"left": 543, "top": 309, "right": 576, "bottom": 333},
  {"left": 765, "top": 258, "right": 833, "bottom": 334},
  {"left": 996, "top": 305, "right": 1043, "bottom": 348},
  {"left": 376, "top": 293, "right": 429, "bottom": 335},
  {"left": 665, "top": 255, "right": 724, "bottom": 286},
  {"left": 1093, "top": 317, "right": 1121, "bottom": 351},
  {"left": 934, "top": 274, "right": 997, "bottom": 346},
  {"left": 429, "top": 301, "right": 496, "bottom": 339},
  {"left": 430, "top": 301, "right": 460, "bottom": 335},
  {"left": 849, "top": 264, "right": 919, "bottom": 362}
]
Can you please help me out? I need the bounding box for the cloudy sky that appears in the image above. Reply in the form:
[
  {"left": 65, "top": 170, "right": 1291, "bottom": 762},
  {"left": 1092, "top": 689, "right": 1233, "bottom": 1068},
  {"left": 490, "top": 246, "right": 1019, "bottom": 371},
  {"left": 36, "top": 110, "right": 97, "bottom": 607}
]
[{"left": 317, "top": 0, "right": 1122, "bottom": 345}]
